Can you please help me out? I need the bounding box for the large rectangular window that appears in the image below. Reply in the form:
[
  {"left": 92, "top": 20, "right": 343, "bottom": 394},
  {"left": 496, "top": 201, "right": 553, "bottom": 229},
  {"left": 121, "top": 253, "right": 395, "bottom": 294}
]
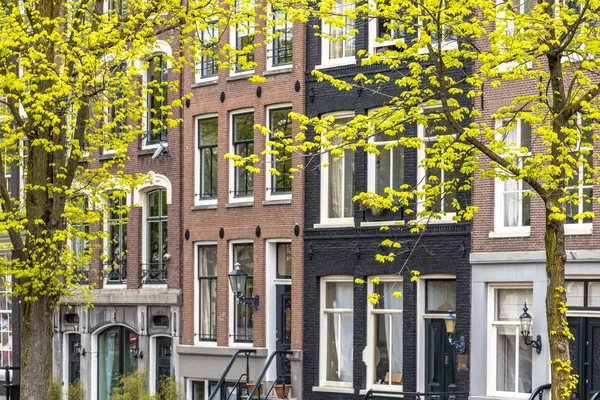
[
  {"left": 146, "top": 54, "right": 168, "bottom": 145},
  {"left": 146, "top": 189, "right": 168, "bottom": 284},
  {"left": 233, "top": 0, "right": 255, "bottom": 73},
  {"left": 198, "top": 245, "right": 217, "bottom": 342},
  {"left": 420, "top": 115, "right": 458, "bottom": 216},
  {"left": 321, "top": 0, "right": 355, "bottom": 65},
  {"left": 489, "top": 287, "right": 533, "bottom": 396},
  {"left": 320, "top": 277, "right": 353, "bottom": 387},
  {"left": 496, "top": 120, "right": 531, "bottom": 231},
  {"left": 232, "top": 243, "right": 253, "bottom": 343},
  {"left": 107, "top": 196, "right": 128, "bottom": 284},
  {"left": 321, "top": 114, "right": 355, "bottom": 224},
  {"left": 0, "top": 275, "right": 11, "bottom": 368},
  {"left": 368, "top": 277, "right": 403, "bottom": 391},
  {"left": 197, "top": 117, "right": 218, "bottom": 201},
  {"left": 232, "top": 112, "right": 254, "bottom": 198},
  {"left": 368, "top": 131, "right": 404, "bottom": 197},
  {"left": 270, "top": 8, "right": 293, "bottom": 67},
  {"left": 197, "top": 22, "right": 218, "bottom": 81},
  {"left": 565, "top": 114, "right": 593, "bottom": 229},
  {"left": 72, "top": 197, "right": 89, "bottom": 284},
  {"left": 268, "top": 107, "right": 292, "bottom": 196}
]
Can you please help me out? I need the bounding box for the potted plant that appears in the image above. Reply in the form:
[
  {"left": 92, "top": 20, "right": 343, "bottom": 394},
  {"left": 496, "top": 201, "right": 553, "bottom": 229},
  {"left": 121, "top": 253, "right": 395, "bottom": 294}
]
[
  {"left": 274, "top": 383, "right": 291, "bottom": 399},
  {"left": 246, "top": 382, "right": 262, "bottom": 399}
]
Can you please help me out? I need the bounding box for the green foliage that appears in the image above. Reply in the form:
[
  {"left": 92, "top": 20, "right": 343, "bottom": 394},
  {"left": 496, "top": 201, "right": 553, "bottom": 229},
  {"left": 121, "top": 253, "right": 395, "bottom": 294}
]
[
  {"left": 50, "top": 379, "right": 62, "bottom": 400},
  {"left": 67, "top": 380, "right": 83, "bottom": 400},
  {"left": 110, "top": 370, "right": 180, "bottom": 400}
]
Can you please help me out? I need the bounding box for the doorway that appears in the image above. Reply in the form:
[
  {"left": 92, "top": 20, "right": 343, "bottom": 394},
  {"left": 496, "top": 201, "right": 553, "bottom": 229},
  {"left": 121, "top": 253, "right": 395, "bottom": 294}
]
[
  {"left": 155, "top": 336, "right": 172, "bottom": 392},
  {"left": 97, "top": 326, "right": 138, "bottom": 400},
  {"left": 273, "top": 242, "right": 292, "bottom": 385},
  {"left": 68, "top": 334, "right": 81, "bottom": 384},
  {"left": 568, "top": 317, "right": 600, "bottom": 399}
]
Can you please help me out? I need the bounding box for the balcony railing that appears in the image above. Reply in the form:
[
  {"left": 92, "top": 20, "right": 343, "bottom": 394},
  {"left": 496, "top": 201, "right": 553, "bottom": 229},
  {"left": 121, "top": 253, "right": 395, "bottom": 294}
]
[
  {"left": 105, "top": 261, "right": 127, "bottom": 284},
  {"left": 141, "top": 263, "right": 167, "bottom": 284}
]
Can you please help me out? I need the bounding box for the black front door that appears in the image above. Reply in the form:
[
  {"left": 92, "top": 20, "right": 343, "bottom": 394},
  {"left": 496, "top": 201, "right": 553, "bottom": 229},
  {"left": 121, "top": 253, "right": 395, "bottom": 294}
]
[
  {"left": 568, "top": 317, "right": 600, "bottom": 399},
  {"left": 155, "top": 337, "right": 172, "bottom": 392},
  {"left": 275, "top": 285, "right": 292, "bottom": 385},
  {"left": 425, "top": 319, "right": 456, "bottom": 399},
  {"left": 68, "top": 334, "right": 81, "bottom": 384}
]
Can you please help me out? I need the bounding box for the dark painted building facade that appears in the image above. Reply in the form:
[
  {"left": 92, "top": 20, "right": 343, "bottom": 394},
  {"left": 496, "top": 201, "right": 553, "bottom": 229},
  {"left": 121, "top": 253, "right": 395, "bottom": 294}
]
[{"left": 302, "top": 13, "right": 472, "bottom": 399}]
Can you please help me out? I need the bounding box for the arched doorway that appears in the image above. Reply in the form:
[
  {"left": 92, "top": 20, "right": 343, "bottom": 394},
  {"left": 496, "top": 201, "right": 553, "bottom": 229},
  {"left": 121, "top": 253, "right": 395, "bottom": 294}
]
[{"left": 97, "top": 326, "right": 138, "bottom": 400}]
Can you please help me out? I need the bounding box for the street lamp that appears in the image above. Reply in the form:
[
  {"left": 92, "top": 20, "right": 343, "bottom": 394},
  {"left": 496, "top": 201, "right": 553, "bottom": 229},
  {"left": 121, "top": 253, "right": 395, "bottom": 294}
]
[
  {"left": 228, "top": 262, "right": 260, "bottom": 310},
  {"left": 74, "top": 342, "right": 86, "bottom": 357},
  {"left": 444, "top": 309, "right": 465, "bottom": 354},
  {"left": 131, "top": 343, "right": 144, "bottom": 360},
  {"left": 519, "top": 302, "right": 542, "bottom": 354}
]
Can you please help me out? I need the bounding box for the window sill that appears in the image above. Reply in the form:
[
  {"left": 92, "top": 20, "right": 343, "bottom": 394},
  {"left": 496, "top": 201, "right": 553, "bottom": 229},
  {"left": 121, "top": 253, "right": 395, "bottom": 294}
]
[
  {"left": 313, "top": 222, "right": 355, "bottom": 229},
  {"left": 138, "top": 147, "right": 164, "bottom": 157},
  {"left": 227, "top": 72, "right": 255, "bottom": 81},
  {"left": 263, "top": 66, "right": 293, "bottom": 76},
  {"left": 101, "top": 284, "right": 127, "bottom": 290},
  {"left": 99, "top": 152, "right": 116, "bottom": 161},
  {"left": 313, "top": 386, "right": 354, "bottom": 394},
  {"left": 488, "top": 228, "right": 531, "bottom": 238},
  {"left": 192, "top": 203, "right": 218, "bottom": 211},
  {"left": 565, "top": 224, "right": 593, "bottom": 236},
  {"left": 315, "top": 57, "right": 357, "bottom": 70},
  {"left": 262, "top": 199, "right": 292, "bottom": 206},
  {"left": 192, "top": 79, "right": 218, "bottom": 88},
  {"left": 226, "top": 201, "right": 254, "bottom": 208},
  {"left": 360, "top": 220, "right": 404, "bottom": 227}
]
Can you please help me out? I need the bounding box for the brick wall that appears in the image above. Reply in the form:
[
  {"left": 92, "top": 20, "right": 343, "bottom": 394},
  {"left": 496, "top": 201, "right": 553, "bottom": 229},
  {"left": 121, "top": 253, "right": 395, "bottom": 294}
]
[{"left": 179, "top": 20, "right": 307, "bottom": 351}]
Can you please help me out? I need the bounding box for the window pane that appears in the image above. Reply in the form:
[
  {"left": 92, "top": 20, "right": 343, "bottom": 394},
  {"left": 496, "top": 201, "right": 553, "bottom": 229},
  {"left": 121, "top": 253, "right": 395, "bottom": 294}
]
[
  {"left": 149, "top": 191, "right": 159, "bottom": 217},
  {"left": 520, "top": 121, "right": 531, "bottom": 149},
  {"left": 199, "top": 246, "right": 217, "bottom": 277},
  {"left": 566, "top": 281, "right": 584, "bottom": 307},
  {"left": 375, "top": 281, "right": 403, "bottom": 310},
  {"left": 496, "top": 325, "right": 516, "bottom": 392},
  {"left": 426, "top": 280, "right": 456, "bottom": 312},
  {"left": 325, "top": 281, "right": 353, "bottom": 309},
  {"left": 192, "top": 381, "right": 206, "bottom": 400},
  {"left": 518, "top": 336, "right": 533, "bottom": 393},
  {"left": 233, "top": 244, "right": 253, "bottom": 274},
  {"left": 199, "top": 118, "right": 218, "bottom": 146},
  {"left": 234, "top": 114, "right": 254, "bottom": 141},
  {"left": 277, "top": 243, "right": 292, "bottom": 278},
  {"left": 374, "top": 314, "right": 403, "bottom": 385},
  {"left": 326, "top": 313, "right": 353, "bottom": 382},
  {"left": 496, "top": 289, "right": 533, "bottom": 321},
  {"left": 588, "top": 282, "right": 600, "bottom": 307},
  {"left": 328, "top": 155, "right": 344, "bottom": 218},
  {"left": 376, "top": 147, "right": 391, "bottom": 196},
  {"left": 343, "top": 150, "right": 355, "bottom": 218}
]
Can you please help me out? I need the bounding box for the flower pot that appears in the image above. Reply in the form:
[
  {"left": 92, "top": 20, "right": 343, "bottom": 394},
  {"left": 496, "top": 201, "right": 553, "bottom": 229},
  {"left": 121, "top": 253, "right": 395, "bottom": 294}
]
[
  {"left": 274, "top": 384, "right": 291, "bottom": 399},
  {"left": 246, "top": 382, "right": 262, "bottom": 399}
]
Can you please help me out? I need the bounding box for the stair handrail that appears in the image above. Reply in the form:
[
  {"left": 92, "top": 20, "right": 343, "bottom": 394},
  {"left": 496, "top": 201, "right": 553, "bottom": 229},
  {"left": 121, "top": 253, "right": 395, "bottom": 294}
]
[
  {"left": 247, "top": 350, "right": 293, "bottom": 399},
  {"left": 591, "top": 392, "right": 600, "bottom": 400},
  {"left": 528, "top": 383, "right": 551, "bottom": 400},
  {"left": 361, "top": 389, "right": 469, "bottom": 399},
  {"left": 208, "top": 349, "right": 256, "bottom": 400}
]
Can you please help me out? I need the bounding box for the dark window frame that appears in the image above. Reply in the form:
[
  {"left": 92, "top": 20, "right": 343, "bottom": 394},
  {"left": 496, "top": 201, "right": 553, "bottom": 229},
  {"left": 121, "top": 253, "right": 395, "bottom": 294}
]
[
  {"left": 232, "top": 243, "right": 254, "bottom": 343},
  {"left": 146, "top": 54, "right": 168, "bottom": 146},
  {"left": 199, "top": 22, "right": 218, "bottom": 79},
  {"left": 232, "top": 112, "right": 254, "bottom": 197},
  {"left": 198, "top": 245, "right": 217, "bottom": 342},
  {"left": 107, "top": 196, "right": 128, "bottom": 284},
  {"left": 146, "top": 188, "right": 168, "bottom": 284},
  {"left": 268, "top": 107, "right": 292, "bottom": 195},
  {"left": 271, "top": 8, "right": 293, "bottom": 66},
  {"left": 197, "top": 117, "right": 218, "bottom": 200}
]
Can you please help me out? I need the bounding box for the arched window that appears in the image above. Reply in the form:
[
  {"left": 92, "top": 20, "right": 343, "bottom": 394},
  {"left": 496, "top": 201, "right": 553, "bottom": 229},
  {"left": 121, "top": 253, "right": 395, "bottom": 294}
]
[
  {"left": 97, "top": 326, "right": 138, "bottom": 400},
  {"left": 146, "top": 54, "right": 168, "bottom": 145}
]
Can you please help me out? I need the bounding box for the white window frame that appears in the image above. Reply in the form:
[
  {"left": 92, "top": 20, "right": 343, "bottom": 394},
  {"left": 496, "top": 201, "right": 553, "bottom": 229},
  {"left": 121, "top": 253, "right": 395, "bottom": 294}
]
[
  {"left": 317, "top": 0, "right": 357, "bottom": 69},
  {"left": 367, "top": 2, "right": 405, "bottom": 55},
  {"left": 319, "top": 275, "right": 354, "bottom": 389},
  {"left": 491, "top": 119, "right": 531, "bottom": 237},
  {"left": 266, "top": 7, "right": 293, "bottom": 71},
  {"left": 416, "top": 107, "right": 457, "bottom": 223},
  {"left": 318, "top": 111, "right": 356, "bottom": 228},
  {"left": 195, "top": 114, "right": 219, "bottom": 207},
  {"left": 266, "top": 104, "right": 293, "bottom": 202},
  {"left": 228, "top": 240, "right": 255, "bottom": 347},
  {"left": 564, "top": 112, "right": 593, "bottom": 235},
  {"left": 365, "top": 275, "right": 403, "bottom": 392},
  {"left": 228, "top": 108, "right": 255, "bottom": 204},
  {"left": 0, "top": 273, "right": 11, "bottom": 369},
  {"left": 195, "top": 21, "right": 219, "bottom": 83},
  {"left": 486, "top": 284, "right": 534, "bottom": 399},
  {"left": 136, "top": 40, "right": 173, "bottom": 150},
  {"left": 229, "top": 0, "right": 256, "bottom": 77},
  {"left": 195, "top": 242, "right": 218, "bottom": 346}
]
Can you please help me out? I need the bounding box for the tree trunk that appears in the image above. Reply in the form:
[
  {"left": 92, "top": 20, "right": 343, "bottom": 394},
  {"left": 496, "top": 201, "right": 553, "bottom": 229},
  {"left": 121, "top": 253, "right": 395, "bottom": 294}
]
[
  {"left": 20, "top": 295, "right": 54, "bottom": 400},
  {"left": 545, "top": 203, "right": 572, "bottom": 399}
]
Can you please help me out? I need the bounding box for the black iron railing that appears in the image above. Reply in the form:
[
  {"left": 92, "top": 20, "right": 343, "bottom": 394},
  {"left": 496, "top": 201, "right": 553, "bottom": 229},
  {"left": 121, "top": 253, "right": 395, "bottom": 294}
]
[
  {"left": 140, "top": 263, "right": 167, "bottom": 284},
  {"left": 528, "top": 384, "right": 551, "bottom": 400},
  {"left": 591, "top": 391, "right": 600, "bottom": 400},
  {"left": 362, "top": 389, "right": 469, "bottom": 400},
  {"left": 105, "top": 261, "right": 127, "bottom": 284},
  {"left": 247, "top": 351, "right": 293, "bottom": 400},
  {"left": 3, "top": 366, "right": 19, "bottom": 400},
  {"left": 208, "top": 350, "right": 256, "bottom": 400}
]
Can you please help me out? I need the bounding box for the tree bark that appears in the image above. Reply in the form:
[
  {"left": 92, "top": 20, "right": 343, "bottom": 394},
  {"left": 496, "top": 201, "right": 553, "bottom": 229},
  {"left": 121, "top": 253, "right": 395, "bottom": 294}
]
[
  {"left": 20, "top": 295, "right": 54, "bottom": 400},
  {"left": 545, "top": 200, "right": 572, "bottom": 399}
]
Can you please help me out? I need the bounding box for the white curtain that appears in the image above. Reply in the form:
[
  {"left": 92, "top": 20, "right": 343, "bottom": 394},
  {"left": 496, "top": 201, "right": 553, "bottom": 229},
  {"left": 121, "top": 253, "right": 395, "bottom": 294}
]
[
  {"left": 503, "top": 179, "right": 519, "bottom": 227},
  {"left": 328, "top": 157, "right": 343, "bottom": 218},
  {"left": 328, "top": 282, "right": 353, "bottom": 382}
]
